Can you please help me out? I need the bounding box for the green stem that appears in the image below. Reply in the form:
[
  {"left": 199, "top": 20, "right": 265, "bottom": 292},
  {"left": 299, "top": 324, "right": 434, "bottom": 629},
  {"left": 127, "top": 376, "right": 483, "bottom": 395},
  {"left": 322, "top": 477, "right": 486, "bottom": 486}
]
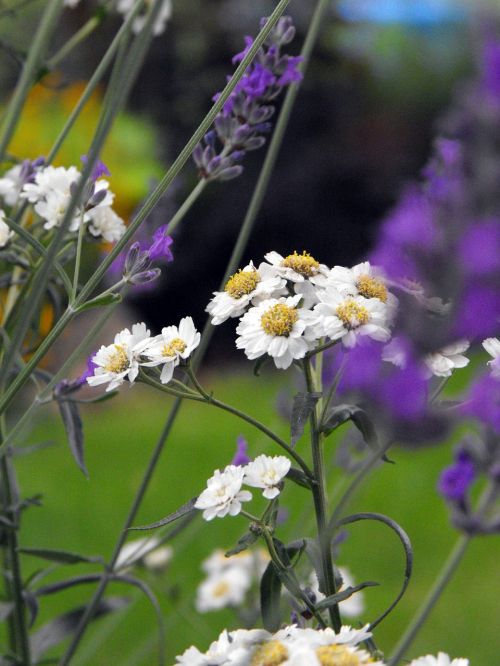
[
  {"left": 0, "top": 0, "right": 64, "bottom": 161},
  {"left": 71, "top": 215, "right": 86, "bottom": 302},
  {"left": 304, "top": 359, "right": 341, "bottom": 631},
  {"left": 388, "top": 483, "right": 498, "bottom": 665},
  {"left": 168, "top": 179, "right": 207, "bottom": 234},
  {"left": 46, "top": 12, "right": 104, "bottom": 71}
]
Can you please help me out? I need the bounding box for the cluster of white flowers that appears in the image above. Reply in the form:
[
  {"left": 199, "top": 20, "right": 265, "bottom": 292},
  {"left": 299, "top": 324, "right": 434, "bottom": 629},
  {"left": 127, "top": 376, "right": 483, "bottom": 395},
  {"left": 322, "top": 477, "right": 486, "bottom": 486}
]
[
  {"left": 175, "top": 624, "right": 379, "bottom": 665},
  {"left": 64, "top": 0, "right": 173, "bottom": 36},
  {"left": 86, "top": 318, "right": 200, "bottom": 391},
  {"left": 196, "top": 547, "right": 269, "bottom": 613},
  {"left": 207, "top": 252, "right": 398, "bottom": 369},
  {"left": 175, "top": 624, "right": 469, "bottom": 666},
  {"left": 194, "top": 455, "right": 291, "bottom": 521}
]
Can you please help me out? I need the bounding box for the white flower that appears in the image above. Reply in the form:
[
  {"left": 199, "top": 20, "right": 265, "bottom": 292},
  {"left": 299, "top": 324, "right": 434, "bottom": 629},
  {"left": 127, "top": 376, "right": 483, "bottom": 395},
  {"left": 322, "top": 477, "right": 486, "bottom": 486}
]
[
  {"left": 87, "top": 206, "right": 126, "bottom": 242},
  {"left": 424, "top": 340, "right": 470, "bottom": 378},
  {"left": 243, "top": 455, "right": 291, "bottom": 499},
  {"left": 308, "top": 567, "right": 364, "bottom": 618},
  {"left": 235, "top": 295, "right": 318, "bottom": 370},
  {"left": 142, "top": 317, "right": 200, "bottom": 384},
  {"left": 0, "top": 210, "right": 13, "bottom": 248},
  {"left": 201, "top": 548, "right": 269, "bottom": 578},
  {"left": 175, "top": 629, "right": 269, "bottom": 666},
  {"left": 87, "top": 322, "right": 151, "bottom": 391},
  {"left": 483, "top": 337, "right": 500, "bottom": 379},
  {"left": 22, "top": 165, "right": 80, "bottom": 204},
  {"left": 206, "top": 261, "right": 286, "bottom": 325},
  {"left": 196, "top": 566, "right": 251, "bottom": 612},
  {"left": 194, "top": 465, "right": 252, "bottom": 521},
  {"left": 117, "top": 0, "right": 172, "bottom": 35},
  {"left": 0, "top": 165, "right": 24, "bottom": 206},
  {"left": 326, "top": 261, "right": 391, "bottom": 299},
  {"left": 114, "top": 536, "right": 161, "bottom": 571},
  {"left": 313, "top": 288, "right": 392, "bottom": 348},
  {"left": 264, "top": 250, "right": 329, "bottom": 284},
  {"left": 143, "top": 545, "right": 173, "bottom": 571},
  {"left": 408, "top": 653, "right": 469, "bottom": 666}
]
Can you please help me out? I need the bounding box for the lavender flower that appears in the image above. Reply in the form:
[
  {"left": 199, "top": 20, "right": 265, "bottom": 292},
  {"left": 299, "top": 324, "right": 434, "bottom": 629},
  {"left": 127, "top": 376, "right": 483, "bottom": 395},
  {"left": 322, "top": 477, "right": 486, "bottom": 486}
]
[
  {"left": 438, "top": 451, "right": 476, "bottom": 503},
  {"left": 461, "top": 372, "right": 500, "bottom": 433},
  {"left": 80, "top": 155, "right": 111, "bottom": 182},
  {"left": 231, "top": 435, "right": 251, "bottom": 466},
  {"left": 192, "top": 16, "right": 303, "bottom": 182},
  {"left": 146, "top": 224, "right": 174, "bottom": 262}
]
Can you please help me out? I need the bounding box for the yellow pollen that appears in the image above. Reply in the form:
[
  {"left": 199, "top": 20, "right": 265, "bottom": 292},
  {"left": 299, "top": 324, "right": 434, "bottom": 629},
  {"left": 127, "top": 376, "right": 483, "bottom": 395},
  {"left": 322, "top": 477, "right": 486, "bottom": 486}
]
[
  {"left": 336, "top": 299, "right": 370, "bottom": 329},
  {"left": 251, "top": 641, "right": 288, "bottom": 666},
  {"left": 162, "top": 337, "right": 186, "bottom": 358},
  {"left": 261, "top": 303, "right": 298, "bottom": 337},
  {"left": 225, "top": 269, "right": 261, "bottom": 298},
  {"left": 104, "top": 345, "right": 129, "bottom": 374},
  {"left": 356, "top": 274, "right": 388, "bottom": 302},
  {"left": 282, "top": 251, "right": 320, "bottom": 277},
  {"left": 212, "top": 581, "right": 230, "bottom": 598},
  {"left": 316, "top": 645, "right": 363, "bottom": 666}
]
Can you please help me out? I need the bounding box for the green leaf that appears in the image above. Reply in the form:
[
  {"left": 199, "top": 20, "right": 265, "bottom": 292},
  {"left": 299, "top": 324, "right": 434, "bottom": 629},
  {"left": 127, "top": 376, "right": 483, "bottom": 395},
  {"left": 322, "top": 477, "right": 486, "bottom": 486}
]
[
  {"left": 286, "top": 466, "right": 312, "bottom": 490},
  {"left": 56, "top": 399, "right": 87, "bottom": 477},
  {"left": 129, "top": 497, "right": 198, "bottom": 531},
  {"left": 315, "top": 581, "right": 379, "bottom": 611},
  {"left": 260, "top": 559, "right": 283, "bottom": 632},
  {"left": 74, "top": 292, "right": 122, "bottom": 314},
  {"left": 225, "top": 530, "right": 259, "bottom": 557},
  {"left": 19, "top": 547, "right": 104, "bottom": 566},
  {"left": 290, "top": 392, "right": 322, "bottom": 447}
]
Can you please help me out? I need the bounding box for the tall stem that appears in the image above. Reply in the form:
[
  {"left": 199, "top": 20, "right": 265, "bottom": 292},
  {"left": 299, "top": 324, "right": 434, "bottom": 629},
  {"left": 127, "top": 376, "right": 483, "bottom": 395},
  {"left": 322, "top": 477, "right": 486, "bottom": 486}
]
[
  {"left": 168, "top": 179, "right": 207, "bottom": 234},
  {"left": 304, "top": 359, "right": 341, "bottom": 631}
]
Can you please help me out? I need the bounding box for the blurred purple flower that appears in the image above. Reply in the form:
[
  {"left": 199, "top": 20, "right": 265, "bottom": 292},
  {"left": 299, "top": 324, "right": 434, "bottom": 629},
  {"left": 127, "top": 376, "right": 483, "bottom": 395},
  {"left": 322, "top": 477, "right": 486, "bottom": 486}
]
[
  {"left": 147, "top": 224, "right": 174, "bottom": 262},
  {"left": 438, "top": 450, "right": 476, "bottom": 502},
  {"left": 80, "top": 155, "right": 110, "bottom": 182},
  {"left": 462, "top": 372, "right": 500, "bottom": 433},
  {"left": 231, "top": 435, "right": 251, "bottom": 466},
  {"left": 480, "top": 36, "right": 500, "bottom": 101},
  {"left": 458, "top": 219, "right": 500, "bottom": 276},
  {"left": 77, "top": 356, "right": 98, "bottom": 386}
]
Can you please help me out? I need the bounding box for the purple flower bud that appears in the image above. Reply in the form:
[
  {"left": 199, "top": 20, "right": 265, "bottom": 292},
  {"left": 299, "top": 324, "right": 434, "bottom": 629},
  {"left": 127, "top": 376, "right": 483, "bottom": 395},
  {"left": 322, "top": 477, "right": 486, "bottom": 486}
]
[
  {"left": 81, "top": 155, "right": 110, "bottom": 182},
  {"left": 78, "top": 355, "right": 98, "bottom": 386},
  {"left": 88, "top": 187, "right": 107, "bottom": 208},
  {"left": 129, "top": 268, "right": 162, "bottom": 285},
  {"left": 231, "top": 436, "right": 251, "bottom": 466},
  {"left": 438, "top": 452, "right": 476, "bottom": 502},
  {"left": 124, "top": 242, "right": 149, "bottom": 275},
  {"left": 147, "top": 224, "right": 174, "bottom": 263}
]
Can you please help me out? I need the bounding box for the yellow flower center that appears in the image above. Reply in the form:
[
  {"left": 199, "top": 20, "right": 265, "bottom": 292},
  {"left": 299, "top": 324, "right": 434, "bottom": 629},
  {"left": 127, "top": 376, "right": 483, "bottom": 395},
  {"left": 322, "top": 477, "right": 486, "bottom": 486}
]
[
  {"left": 225, "top": 269, "right": 261, "bottom": 298},
  {"left": 356, "top": 274, "right": 388, "bottom": 302},
  {"left": 162, "top": 338, "right": 186, "bottom": 358},
  {"left": 212, "top": 581, "right": 230, "bottom": 598},
  {"left": 104, "top": 345, "right": 129, "bottom": 374},
  {"left": 261, "top": 303, "right": 298, "bottom": 337},
  {"left": 251, "top": 641, "right": 288, "bottom": 666},
  {"left": 282, "top": 251, "right": 320, "bottom": 277},
  {"left": 336, "top": 299, "right": 370, "bottom": 329},
  {"left": 316, "top": 645, "right": 363, "bottom": 666}
]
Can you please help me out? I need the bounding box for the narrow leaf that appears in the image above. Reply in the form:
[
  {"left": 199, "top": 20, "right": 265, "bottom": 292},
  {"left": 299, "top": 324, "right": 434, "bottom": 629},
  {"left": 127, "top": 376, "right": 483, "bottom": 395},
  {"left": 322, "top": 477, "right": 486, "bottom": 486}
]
[
  {"left": 130, "top": 497, "right": 198, "bottom": 531},
  {"left": 56, "top": 399, "right": 87, "bottom": 476},
  {"left": 286, "top": 466, "right": 312, "bottom": 490},
  {"left": 260, "top": 560, "right": 283, "bottom": 632},
  {"left": 30, "top": 596, "right": 129, "bottom": 662},
  {"left": 19, "top": 547, "right": 103, "bottom": 566},
  {"left": 35, "top": 574, "right": 102, "bottom": 597},
  {"left": 315, "top": 581, "right": 379, "bottom": 611},
  {"left": 74, "top": 292, "right": 122, "bottom": 313},
  {"left": 290, "top": 392, "right": 322, "bottom": 447},
  {"left": 225, "top": 530, "right": 259, "bottom": 557}
]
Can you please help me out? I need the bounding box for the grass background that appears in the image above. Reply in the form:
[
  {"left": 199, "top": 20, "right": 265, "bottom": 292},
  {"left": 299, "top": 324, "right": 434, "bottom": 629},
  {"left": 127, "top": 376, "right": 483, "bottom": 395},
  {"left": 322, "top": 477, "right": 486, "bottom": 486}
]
[{"left": 5, "top": 367, "right": 499, "bottom": 664}]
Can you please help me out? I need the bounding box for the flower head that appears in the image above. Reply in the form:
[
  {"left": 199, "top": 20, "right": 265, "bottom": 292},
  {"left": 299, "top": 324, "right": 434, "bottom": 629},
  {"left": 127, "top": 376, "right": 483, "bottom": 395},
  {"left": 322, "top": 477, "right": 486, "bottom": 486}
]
[
  {"left": 142, "top": 317, "right": 200, "bottom": 384},
  {"left": 408, "top": 653, "right": 468, "bottom": 666},
  {"left": 483, "top": 337, "right": 500, "bottom": 378},
  {"left": 424, "top": 340, "right": 469, "bottom": 378},
  {"left": 438, "top": 450, "right": 476, "bottom": 503},
  {"left": 243, "top": 454, "right": 291, "bottom": 499},
  {"left": 147, "top": 224, "right": 174, "bottom": 262},
  {"left": 194, "top": 465, "right": 252, "bottom": 521},
  {"left": 231, "top": 435, "right": 251, "bottom": 466}
]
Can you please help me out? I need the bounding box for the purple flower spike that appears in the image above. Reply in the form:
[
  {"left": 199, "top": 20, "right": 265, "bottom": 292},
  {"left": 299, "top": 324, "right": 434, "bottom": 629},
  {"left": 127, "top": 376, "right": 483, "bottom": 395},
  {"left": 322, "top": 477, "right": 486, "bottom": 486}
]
[
  {"left": 461, "top": 372, "right": 500, "bottom": 432},
  {"left": 81, "top": 155, "right": 111, "bottom": 182},
  {"left": 147, "top": 224, "right": 174, "bottom": 262},
  {"left": 438, "top": 451, "right": 476, "bottom": 502},
  {"left": 277, "top": 56, "right": 304, "bottom": 86},
  {"left": 231, "top": 435, "right": 251, "bottom": 466}
]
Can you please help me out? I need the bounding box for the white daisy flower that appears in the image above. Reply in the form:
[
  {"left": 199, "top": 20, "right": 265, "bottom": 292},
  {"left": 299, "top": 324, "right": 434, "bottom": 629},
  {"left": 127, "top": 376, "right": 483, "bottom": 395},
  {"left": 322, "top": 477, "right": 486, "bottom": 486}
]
[
  {"left": 117, "top": 0, "right": 172, "bottom": 35},
  {"left": 408, "top": 653, "right": 469, "bottom": 666},
  {"left": 87, "top": 206, "right": 126, "bottom": 242},
  {"left": 87, "top": 322, "right": 151, "bottom": 391},
  {"left": 264, "top": 250, "right": 329, "bottom": 284},
  {"left": 0, "top": 164, "right": 24, "bottom": 206},
  {"left": 206, "top": 261, "right": 286, "bottom": 325},
  {"left": 201, "top": 548, "right": 269, "bottom": 578},
  {"left": 235, "top": 295, "right": 318, "bottom": 370},
  {"left": 21, "top": 165, "right": 80, "bottom": 204},
  {"left": 194, "top": 465, "right": 252, "bottom": 521},
  {"left": 175, "top": 629, "right": 268, "bottom": 666},
  {"left": 308, "top": 567, "right": 365, "bottom": 618},
  {"left": 143, "top": 545, "right": 173, "bottom": 572},
  {"left": 326, "top": 261, "right": 389, "bottom": 299},
  {"left": 243, "top": 454, "right": 291, "bottom": 499},
  {"left": 275, "top": 623, "right": 372, "bottom": 648},
  {"left": 424, "top": 340, "right": 470, "bottom": 378},
  {"left": 196, "top": 566, "right": 251, "bottom": 612},
  {"left": 34, "top": 190, "right": 76, "bottom": 231},
  {"left": 482, "top": 337, "right": 500, "bottom": 379},
  {"left": 314, "top": 288, "right": 392, "bottom": 348},
  {"left": 142, "top": 317, "right": 200, "bottom": 384},
  {"left": 0, "top": 210, "right": 13, "bottom": 248}
]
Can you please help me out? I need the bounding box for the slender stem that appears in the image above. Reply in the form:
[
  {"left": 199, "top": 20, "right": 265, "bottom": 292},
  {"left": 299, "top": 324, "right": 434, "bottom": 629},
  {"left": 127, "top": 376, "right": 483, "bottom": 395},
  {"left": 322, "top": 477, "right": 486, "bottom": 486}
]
[
  {"left": 388, "top": 483, "right": 498, "bottom": 665},
  {"left": 46, "top": 13, "right": 104, "bottom": 70},
  {"left": 304, "top": 359, "right": 341, "bottom": 631},
  {"left": 168, "top": 179, "right": 207, "bottom": 234},
  {"left": 0, "top": 416, "right": 30, "bottom": 665},
  {"left": 71, "top": 215, "right": 87, "bottom": 302},
  {"left": 0, "top": 0, "right": 64, "bottom": 161}
]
